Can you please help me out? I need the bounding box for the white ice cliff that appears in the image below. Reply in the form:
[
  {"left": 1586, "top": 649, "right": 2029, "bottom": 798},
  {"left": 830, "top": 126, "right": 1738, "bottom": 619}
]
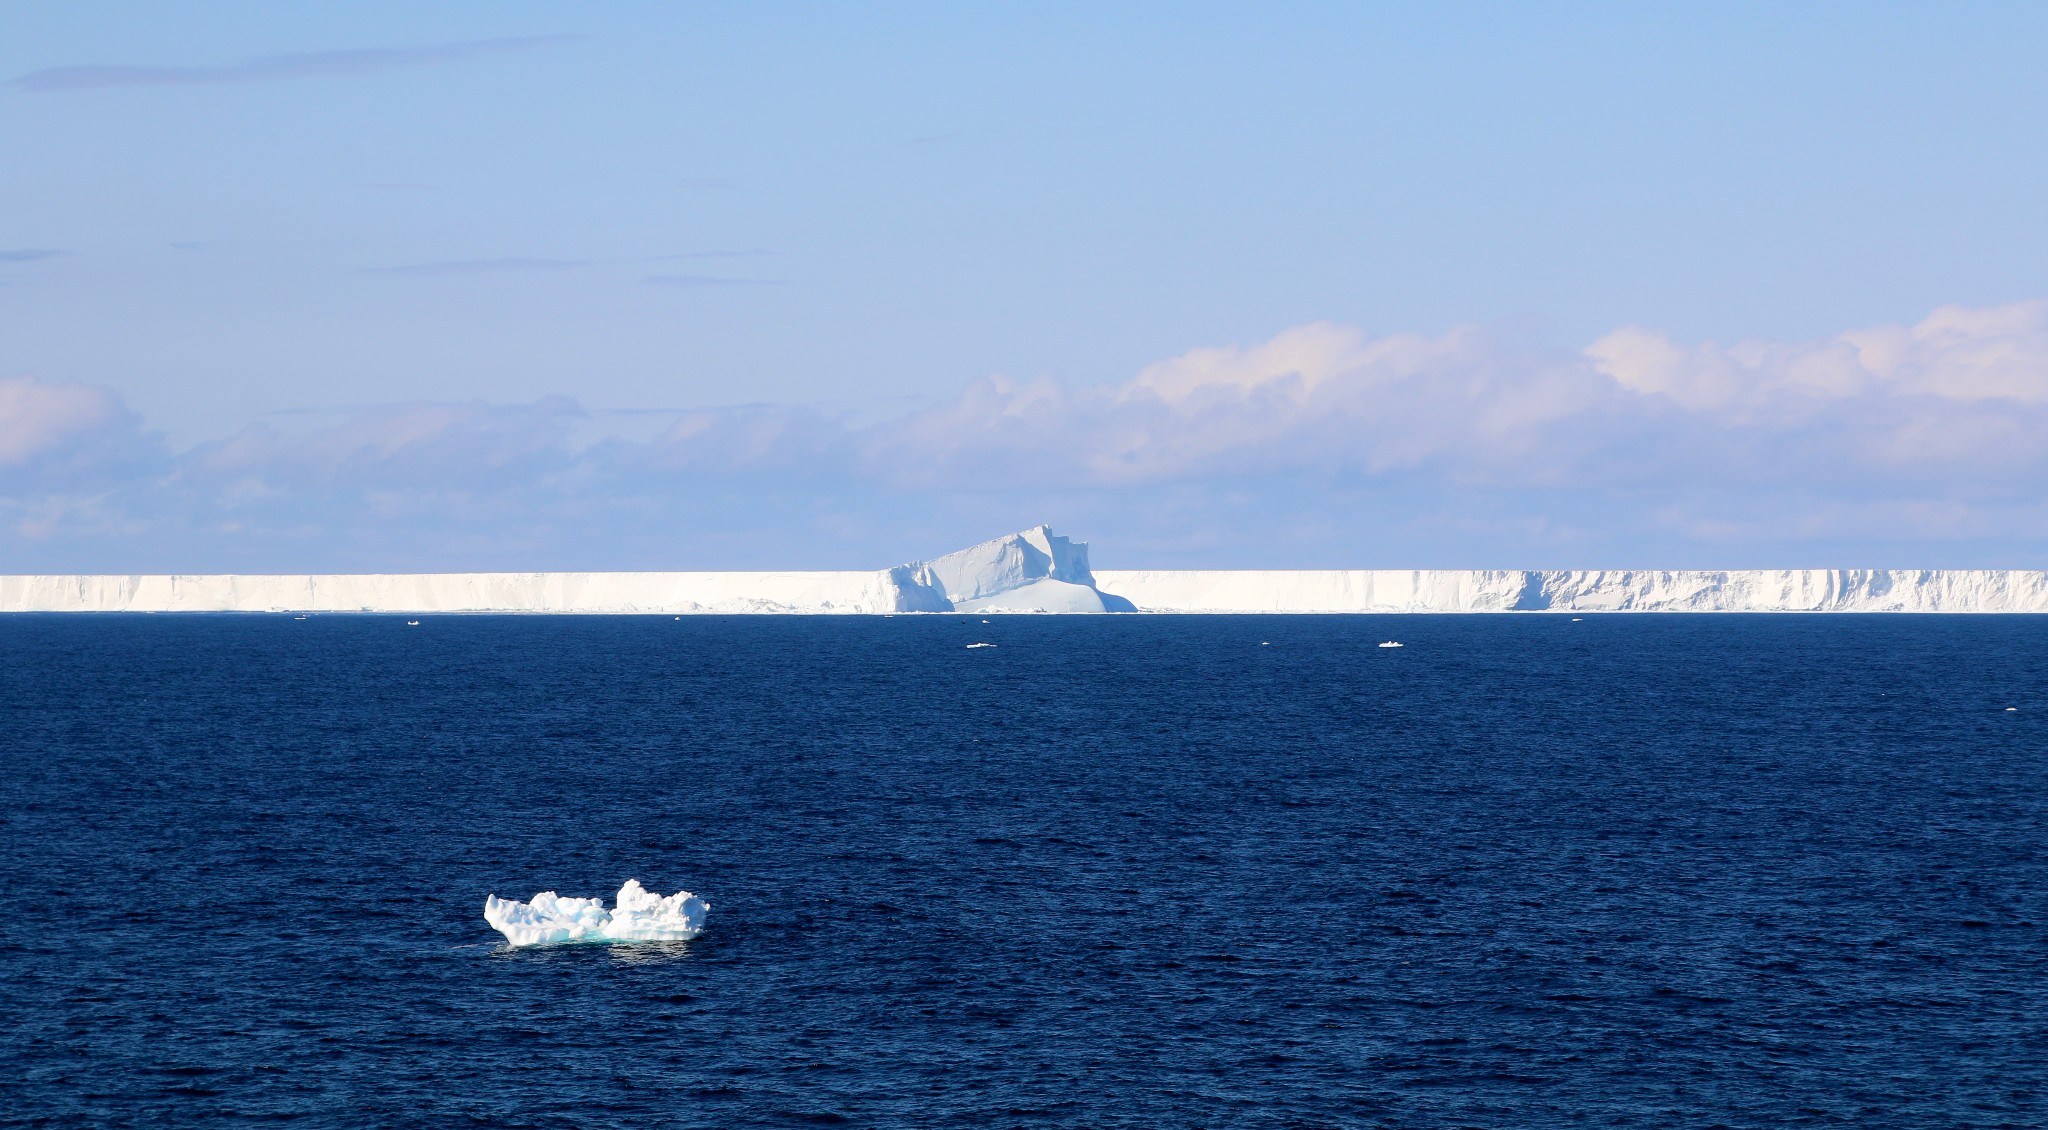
[
  {"left": 0, "top": 569, "right": 912, "bottom": 615},
  {"left": 2, "top": 528, "right": 2045, "bottom": 613},
  {"left": 1090, "top": 568, "right": 2048, "bottom": 613},
  {"left": 483, "top": 880, "right": 709, "bottom": 947},
  {"left": 0, "top": 525, "right": 1131, "bottom": 614}
]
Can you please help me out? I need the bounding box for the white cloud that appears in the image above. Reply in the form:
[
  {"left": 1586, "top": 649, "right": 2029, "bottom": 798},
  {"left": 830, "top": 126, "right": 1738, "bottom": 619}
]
[
  {"left": 882, "top": 301, "right": 2048, "bottom": 489},
  {"left": 5, "top": 301, "right": 2048, "bottom": 568},
  {"left": 0, "top": 375, "right": 143, "bottom": 468},
  {"left": 1589, "top": 299, "right": 2048, "bottom": 412}
]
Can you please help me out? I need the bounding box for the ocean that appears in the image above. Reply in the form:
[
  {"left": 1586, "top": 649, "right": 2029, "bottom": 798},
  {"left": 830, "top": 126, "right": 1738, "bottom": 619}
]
[{"left": 3, "top": 614, "right": 2043, "bottom": 1127}]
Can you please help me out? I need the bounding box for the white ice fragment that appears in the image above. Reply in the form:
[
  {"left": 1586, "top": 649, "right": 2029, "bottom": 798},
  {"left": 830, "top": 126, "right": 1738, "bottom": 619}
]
[
  {"left": 966, "top": 642, "right": 997, "bottom": 649},
  {"left": 483, "top": 879, "right": 708, "bottom": 947},
  {"left": 1378, "top": 641, "right": 1404, "bottom": 648},
  {"left": 607, "top": 880, "right": 713, "bottom": 942}
]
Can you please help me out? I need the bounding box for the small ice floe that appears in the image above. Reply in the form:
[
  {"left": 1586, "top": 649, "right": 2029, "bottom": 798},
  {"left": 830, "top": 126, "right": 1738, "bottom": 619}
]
[
  {"left": 2008, "top": 707, "right": 2021, "bottom": 713},
  {"left": 1378, "top": 641, "right": 1404, "bottom": 649},
  {"left": 966, "top": 642, "right": 997, "bottom": 649},
  {"left": 1571, "top": 617, "right": 1584, "bottom": 622},
  {"left": 484, "top": 880, "right": 709, "bottom": 948},
  {"left": 407, "top": 620, "right": 420, "bottom": 626},
  {"left": 1260, "top": 641, "right": 1271, "bottom": 646}
]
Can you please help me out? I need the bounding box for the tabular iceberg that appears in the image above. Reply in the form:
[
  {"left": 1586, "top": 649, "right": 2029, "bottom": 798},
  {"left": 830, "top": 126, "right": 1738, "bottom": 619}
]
[{"left": 483, "top": 880, "right": 709, "bottom": 947}]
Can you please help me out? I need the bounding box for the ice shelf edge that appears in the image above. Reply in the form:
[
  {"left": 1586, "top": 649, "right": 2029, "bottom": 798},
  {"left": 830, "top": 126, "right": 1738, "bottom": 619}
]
[{"left": 5, "top": 566, "right": 2048, "bottom": 613}]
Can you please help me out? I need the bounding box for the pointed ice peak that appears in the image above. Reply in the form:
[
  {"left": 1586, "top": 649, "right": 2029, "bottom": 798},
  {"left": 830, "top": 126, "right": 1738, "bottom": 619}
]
[
  {"left": 887, "top": 526, "right": 1122, "bottom": 612},
  {"left": 917, "top": 524, "right": 1095, "bottom": 603}
]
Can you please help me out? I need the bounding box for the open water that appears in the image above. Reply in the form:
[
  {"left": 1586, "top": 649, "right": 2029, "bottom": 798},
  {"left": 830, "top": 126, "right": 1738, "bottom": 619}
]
[{"left": 2, "top": 614, "right": 2044, "bottom": 1128}]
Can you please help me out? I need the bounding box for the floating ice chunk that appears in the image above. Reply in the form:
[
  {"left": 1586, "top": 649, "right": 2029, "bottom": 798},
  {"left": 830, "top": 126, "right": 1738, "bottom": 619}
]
[
  {"left": 483, "top": 879, "right": 709, "bottom": 947},
  {"left": 484, "top": 890, "right": 614, "bottom": 946},
  {"left": 966, "top": 642, "right": 997, "bottom": 649},
  {"left": 1378, "top": 641, "right": 1404, "bottom": 648},
  {"left": 607, "top": 880, "right": 712, "bottom": 942}
]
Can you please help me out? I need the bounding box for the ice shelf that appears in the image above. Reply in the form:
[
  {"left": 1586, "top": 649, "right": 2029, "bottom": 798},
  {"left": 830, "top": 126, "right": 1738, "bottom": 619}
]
[
  {"left": 0, "top": 526, "right": 1124, "bottom": 614},
  {"left": 1090, "top": 568, "right": 2048, "bottom": 613},
  {"left": 4, "top": 530, "right": 2045, "bottom": 613}
]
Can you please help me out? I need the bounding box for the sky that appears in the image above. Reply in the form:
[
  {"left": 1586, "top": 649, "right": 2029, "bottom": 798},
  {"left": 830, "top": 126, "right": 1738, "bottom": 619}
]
[{"left": 4, "top": 1, "right": 2048, "bottom": 571}]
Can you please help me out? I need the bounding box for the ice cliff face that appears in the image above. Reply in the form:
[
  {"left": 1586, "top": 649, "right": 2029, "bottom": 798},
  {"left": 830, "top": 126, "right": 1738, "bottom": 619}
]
[
  {"left": 1089, "top": 570, "right": 1535, "bottom": 613},
  {"left": 1523, "top": 569, "right": 2048, "bottom": 612},
  {"left": 1089, "top": 569, "right": 2048, "bottom": 613},
  {"left": 4, "top": 533, "right": 2046, "bottom": 613},
  {"left": 0, "top": 570, "right": 914, "bottom": 615},
  {"left": 0, "top": 526, "right": 1131, "bottom": 614}
]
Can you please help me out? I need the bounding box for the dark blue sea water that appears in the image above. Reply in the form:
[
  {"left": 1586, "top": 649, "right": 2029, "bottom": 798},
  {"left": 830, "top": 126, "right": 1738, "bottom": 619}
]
[{"left": 3, "top": 614, "right": 2045, "bottom": 1128}]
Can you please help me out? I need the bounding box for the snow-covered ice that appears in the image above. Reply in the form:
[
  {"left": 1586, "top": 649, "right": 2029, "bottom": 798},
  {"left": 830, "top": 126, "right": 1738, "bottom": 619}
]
[
  {"left": 5, "top": 527, "right": 2047, "bottom": 614},
  {"left": 1091, "top": 568, "right": 2048, "bottom": 614},
  {"left": 483, "top": 880, "right": 709, "bottom": 947},
  {"left": 0, "top": 525, "right": 1133, "bottom": 614}
]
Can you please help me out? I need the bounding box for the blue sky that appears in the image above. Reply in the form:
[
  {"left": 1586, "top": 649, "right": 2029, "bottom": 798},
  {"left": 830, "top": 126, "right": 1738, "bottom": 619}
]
[{"left": 4, "top": 2, "right": 2048, "bottom": 570}]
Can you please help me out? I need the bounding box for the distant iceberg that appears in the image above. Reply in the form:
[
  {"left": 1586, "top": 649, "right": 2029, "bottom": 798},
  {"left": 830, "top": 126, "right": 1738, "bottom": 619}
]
[
  {"left": 483, "top": 880, "right": 708, "bottom": 947},
  {"left": 890, "top": 525, "right": 1135, "bottom": 613}
]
